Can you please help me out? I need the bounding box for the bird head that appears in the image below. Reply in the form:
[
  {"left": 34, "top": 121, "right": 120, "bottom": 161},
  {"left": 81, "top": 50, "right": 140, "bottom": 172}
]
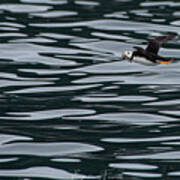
[{"left": 122, "top": 50, "right": 133, "bottom": 60}]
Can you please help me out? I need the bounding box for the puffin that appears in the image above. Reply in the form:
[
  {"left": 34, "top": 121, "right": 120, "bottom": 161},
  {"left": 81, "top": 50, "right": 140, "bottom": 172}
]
[{"left": 122, "top": 34, "right": 176, "bottom": 65}]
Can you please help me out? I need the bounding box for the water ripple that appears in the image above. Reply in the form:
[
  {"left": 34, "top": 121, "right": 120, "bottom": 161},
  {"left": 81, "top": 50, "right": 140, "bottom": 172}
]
[
  {"left": 109, "top": 163, "right": 158, "bottom": 170},
  {"left": 0, "top": 167, "right": 99, "bottom": 179},
  {"left": 6, "top": 109, "right": 95, "bottom": 121},
  {"left": 0, "top": 0, "right": 180, "bottom": 179},
  {"left": 64, "top": 112, "right": 177, "bottom": 126},
  {"left": 0, "top": 142, "right": 103, "bottom": 156},
  {"left": 0, "top": 4, "right": 51, "bottom": 13}
]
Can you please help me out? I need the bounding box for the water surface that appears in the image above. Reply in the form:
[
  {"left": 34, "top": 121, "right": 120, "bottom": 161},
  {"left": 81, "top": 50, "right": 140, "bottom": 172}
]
[{"left": 0, "top": 0, "right": 180, "bottom": 179}]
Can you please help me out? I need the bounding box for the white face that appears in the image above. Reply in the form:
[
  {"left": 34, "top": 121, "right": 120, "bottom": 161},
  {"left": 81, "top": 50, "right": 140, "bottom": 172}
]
[{"left": 122, "top": 51, "right": 133, "bottom": 59}]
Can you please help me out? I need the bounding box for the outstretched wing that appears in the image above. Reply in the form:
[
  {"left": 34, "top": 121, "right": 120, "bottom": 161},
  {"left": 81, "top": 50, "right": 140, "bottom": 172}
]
[{"left": 145, "top": 34, "right": 176, "bottom": 55}]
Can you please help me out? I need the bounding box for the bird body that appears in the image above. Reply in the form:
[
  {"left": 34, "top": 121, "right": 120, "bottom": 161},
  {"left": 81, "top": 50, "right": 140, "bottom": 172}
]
[{"left": 122, "top": 34, "right": 176, "bottom": 65}]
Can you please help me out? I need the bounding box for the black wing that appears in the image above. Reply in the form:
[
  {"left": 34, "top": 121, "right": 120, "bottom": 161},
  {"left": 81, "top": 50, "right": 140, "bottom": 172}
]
[{"left": 145, "top": 34, "right": 176, "bottom": 55}]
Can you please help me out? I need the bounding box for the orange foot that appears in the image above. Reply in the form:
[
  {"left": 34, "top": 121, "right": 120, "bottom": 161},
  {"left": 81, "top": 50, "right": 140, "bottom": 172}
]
[{"left": 158, "top": 58, "right": 174, "bottom": 65}]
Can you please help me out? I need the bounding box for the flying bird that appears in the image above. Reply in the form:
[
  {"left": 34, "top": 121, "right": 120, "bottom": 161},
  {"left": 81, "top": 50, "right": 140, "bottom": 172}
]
[{"left": 122, "top": 34, "right": 176, "bottom": 65}]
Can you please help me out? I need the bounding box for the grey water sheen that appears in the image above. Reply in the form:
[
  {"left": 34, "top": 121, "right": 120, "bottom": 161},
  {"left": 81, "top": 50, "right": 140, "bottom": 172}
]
[{"left": 0, "top": 0, "right": 179, "bottom": 180}]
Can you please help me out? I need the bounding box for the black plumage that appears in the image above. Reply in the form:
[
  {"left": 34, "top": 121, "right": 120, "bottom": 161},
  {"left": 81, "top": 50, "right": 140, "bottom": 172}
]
[{"left": 131, "top": 34, "right": 176, "bottom": 64}]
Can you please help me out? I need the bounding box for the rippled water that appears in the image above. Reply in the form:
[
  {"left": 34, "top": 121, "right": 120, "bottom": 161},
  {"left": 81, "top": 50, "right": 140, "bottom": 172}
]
[{"left": 0, "top": 0, "right": 180, "bottom": 179}]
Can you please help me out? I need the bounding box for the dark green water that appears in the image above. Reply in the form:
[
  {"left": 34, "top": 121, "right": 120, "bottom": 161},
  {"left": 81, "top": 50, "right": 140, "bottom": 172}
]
[{"left": 0, "top": 0, "right": 180, "bottom": 179}]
